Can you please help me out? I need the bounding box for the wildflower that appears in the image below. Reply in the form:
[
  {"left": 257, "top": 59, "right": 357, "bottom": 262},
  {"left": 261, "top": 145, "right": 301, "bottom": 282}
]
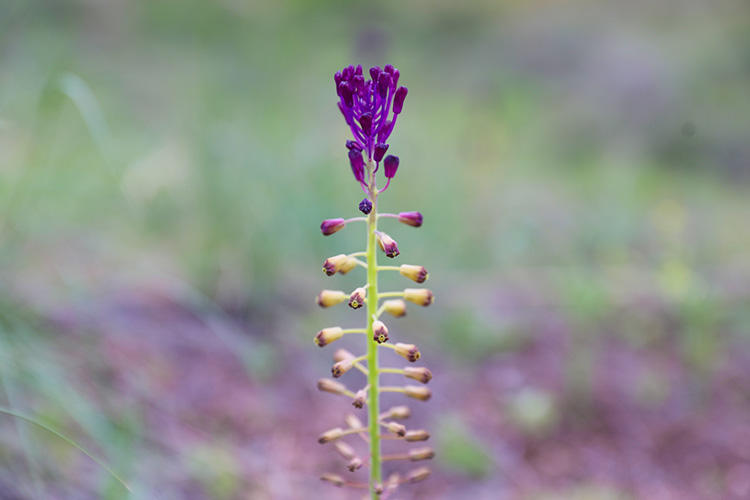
[
  {"left": 398, "top": 211, "right": 423, "bottom": 227},
  {"left": 319, "top": 427, "right": 344, "bottom": 444},
  {"left": 349, "top": 149, "right": 365, "bottom": 183},
  {"left": 347, "top": 458, "right": 364, "bottom": 471},
  {"left": 384, "top": 155, "right": 399, "bottom": 179},
  {"left": 344, "top": 414, "right": 364, "bottom": 430},
  {"left": 316, "top": 290, "right": 348, "bottom": 308},
  {"left": 404, "top": 366, "right": 432, "bottom": 384},
  {"left": 394, "top": 343, "right": 421, "bottom": 362},
  {"left": 373, "top": 320, "right": 389, "bottom": 343},
  {"left": 374, "top": 143, "right": 389, "bottom": 162},
  {"left": 405, "top": 429, "right": 430, "bottom": 442},
  {"left": 332, "top": 348, "right": 355, "bottom": 362},
  {"left": 332, "top": 359, "right": 354, "bottom": 378},
  {"left": 383, "top": 299, "right": 407, "bottom": 317},
  {"left": 317, "top": 378, "right": 348, "bottom": 395},
  {"left": 405, "top": 467, "right": 431, "bottom": 483},
  {"left": 404, "top": 385, "right": 432, "bottom": 401},
  {"left": 359, "top": 198, "right": 372, "bottom": 214},
  {"left": 323, "top": 254, "right": 349, "bottom": 276},
  {"left": 320, "top": 473, "right": 346, "bottom": 487},
  {"left": 377, "top": 232, "right": 400, "bottom": 258},
  {"left": 404, "top": 288, "right": 434, "bottom": 306},
  {"left": 386, "top": 422, "right": 406, "bottom": 437},
  {"left": 338, "top": 257, "right": 358, "bottom": 275},
  {"left": 408, "top": 447, "right": 435, "bottom": 461},
  {"left": 348, "top": 287, "right": 367, "bottom": 309},
  {"left": 382, "top": 406, "right": 411, "bottom": 420},
  {"left": 334, "top": 441, "right": 357, "bottom": 460},
  {"left": 399, "top": 265, "right": 428, "bottom": 283},
  {"left": 352, "top": 389, "right": 367, "bottom": 409},
  {"left": 315, "top": 327, "right": 344, "bottom": 347},
  {"left": 321, "top": 218, "right": 346, "bottom": 236}
]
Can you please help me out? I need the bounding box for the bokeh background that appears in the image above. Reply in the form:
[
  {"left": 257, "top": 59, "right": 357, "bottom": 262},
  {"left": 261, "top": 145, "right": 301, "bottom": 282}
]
[{"left": 2, "top": 0, "right": 750, "bottom": 499}]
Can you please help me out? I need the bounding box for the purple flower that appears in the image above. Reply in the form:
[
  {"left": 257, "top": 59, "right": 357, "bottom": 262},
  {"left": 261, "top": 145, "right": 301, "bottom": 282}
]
[
  {"left": 349, "top": 150, "right": 365, "bottom": 182},
  {"left": 359, "top": 198, "right": 373, "bottom": 214},
  {"left": 320, "top": 218, "right": 346, "bottom": 236},
  {"left": 336, "top": 64, "right": 408, "bottom": 162},
  {"left": 383, "top": 155, "right": 399, "bottom": 179}
]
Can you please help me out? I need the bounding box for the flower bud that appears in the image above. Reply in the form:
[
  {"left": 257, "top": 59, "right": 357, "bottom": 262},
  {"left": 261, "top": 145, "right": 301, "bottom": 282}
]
[
  {"left": 344, "top": 414, "right": 363, "bottom": 430},
  {"left": 338, "top": 257, "right": 358, "bottom": 275},
  {"left": 348, "top": 287, "right": 367, "bottom": 309},
  {"left": 317, "top": 378, "right": 347, "bottom": 395},
  {"left": 405, "top": 385, "right": 432, "bottom": 401},
  {"left": 334, "top": 71, "right": 343, "bottom": 91},
  {"left": 377, "top": 71, "right": 391, "bottom": 98},
  {"left": 348, "top": 149, "right": 365, "bottom": 182},
  {"left": 393, "top": 86, "right": 408, "bottom": 114},
  {"left": 383, "top": 155, "right": 399, "bottom": 178},
  {"left": 377, "top": 232, "right": 400, "bottom": 258},
  {"left": 333, "top": 441, "right": 357, "bottom": 460},
  {"left": 318, "top": 427, "right": 344, "bottom": 444},
  {"left": 372, "top": 320, "right": 389, "bottom": 343},
  {"left": 316, "top": 290, "right": 348, "bottom": 308},
  {"left": 398, "top": 211, "right": 423, "bottom": 227},
  {"left": 359, "top": 112, "right": 373, "bottom": 136},
  {"left": 359, "top": 198, "right": 372, "bottom": 214},
  {"left": 352, "top": 389, "right": 367, "bottom": 409},
  {"left": 399, "top": 264, "right": 428, "bottom": 283},
  {"left": 332, "top": 359, "right": 354, "bottom": 378},
  {"left": 315, "top": 327, "right": 344, "bottom": 347},
  {"left": 323, "top": 254, "right": 349, "bottom": 276},
  {"left": 405, "top": 429, "right": 430, "bottom": 442},
  {"left": 339, "top": 82, "right": 354, "bottom": 108},
  {"left": 381, "top": 405, "right": 411, "bottom": 420},
  {"left": 320, "top": 218, "right": 346, "bottom": 235},
  {"left": 383, "top": 299, "right": 407, "bottom": 317},
  {"left": 386, "top": 422, "right": 406, "bottom": 437},
  {"left": 408, "top": 447, "right": 435, "bottom": 461},
  {"left": 404, "top": 288, "right": 434, "bottom": 306},
  {"left": 320, "top": 473, "right": 346, "bottom": 487},
  {"left": 347, "top": 457, "right": 364, "bottom": 472},
  {"left": 404, "top": 367, "right": 432, "bottom": 384},
  {"left": 332, "top": 348, "right": 355, "bottom": 362},
  {"left": 394, "top": 343, "right": 421, "bottom": 362},
  {"left": 374, "top": 143, "right": 389, "bottom": 162},
  {"left": 345, "top": 139, "right": 363, "bottom": 151},
  {"left": 369, "top": 66, "right": 381, "bottom": 81}
]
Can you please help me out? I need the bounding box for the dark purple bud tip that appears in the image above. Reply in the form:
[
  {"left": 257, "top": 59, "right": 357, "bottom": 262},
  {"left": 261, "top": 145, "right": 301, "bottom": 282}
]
[
  {"left": 374, "top": 143, "right": 389, "bottom": 162},
  {"left": 394, "top": 86, "right": 408, "bottom": 114},
  {"left": 349, "top": 150, "right": 365, "bottom": 182},
  {"left": 334, "top": 72, "right": 343, "bottom": 93},
  {"left": 346, "top": 140, "right": 363, "bottom": 152},
  {"left": 384, "top": 64, "right": 395, "bottom": 75},
  {"left": 359, "top": 112, "right": 373, "bottom": 136},
  {"left": 384, "top": 155, "right": 400, "bottom": 179},
  {"left": 369, "top": 66, "right": 381, "bottom": 82},
  {"left": 359, "top": 198, "right": 373, "bottom": 215},
  {"left": 321, "top": 218, "right": 346, "bottom": 236},
  {"left": 378, "top": 72, "right": 391, "bottom": 98},
  {"left": 398, "top": 211, "right": 423, "bottom": 227},
  {"left": 340, "top": 82, "right": 353, "bottom": 108}
]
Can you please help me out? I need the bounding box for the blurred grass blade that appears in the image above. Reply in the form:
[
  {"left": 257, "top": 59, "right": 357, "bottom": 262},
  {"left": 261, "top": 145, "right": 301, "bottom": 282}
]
[{"left": 0, "top": 406, "right": 131, "bottom": 493}]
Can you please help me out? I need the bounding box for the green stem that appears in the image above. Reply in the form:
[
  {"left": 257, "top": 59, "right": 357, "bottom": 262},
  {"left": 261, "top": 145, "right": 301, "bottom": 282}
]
[{"left": 365, "top": 158, "right": 382, "bottom": 497}]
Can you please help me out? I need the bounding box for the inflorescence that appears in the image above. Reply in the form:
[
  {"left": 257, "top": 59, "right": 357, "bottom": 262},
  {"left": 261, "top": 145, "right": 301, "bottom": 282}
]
[{"left": 315, "top": 64, "right": 434, "bottom": 499}]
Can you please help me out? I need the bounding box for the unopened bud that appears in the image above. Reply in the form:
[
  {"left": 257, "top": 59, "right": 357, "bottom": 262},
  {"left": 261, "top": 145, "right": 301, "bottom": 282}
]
[
  {"left": 323, "top": 254, "right": 349, "bottom": 276},
  {"left": 347, "top": 457, "right": 364, "bottom": 471},
  {"left": 315, "top": 327, "right": 344, "bottom": 347},
  {"left": 359, "top": 112, "right": 373, "bottom": 136},
  {"left": 359, "top": 198, "right": 372, "bottom": 215},
  {"left": 338, "top": 257, "right": 358, "bottom": 275},
  {"left": 318, "top": 427, "right": 344, "bottom": 444},
  {"left": 317, "top": 378, "right": 347, "bottom": 395},
  {"left": 320, "top": 218, "right": 346, "bottom": 236},
  {"left": 404, "top": 367, "right": 432, "bottom": 384},
  {"left": 386, "top": 422, "right": 406, "bottom": 437},
  {"left": 398, "top": 211, "right": 423, "bottom": 228},
  {"left": 349, "top": 149, "right": 365, "bottom": 182},
  {"left": 316, "top": 290, "right": 348, "bottom": 308},
  {"left": 405, "top": 429, "right": 430, "bottom": 442},
  {"left": 320, "top": 473, "right": 346, "bottom": 487},
  {"left": 405, "top": 466, "right": 431, "bottom": 483},
  {"left": 405, "top": 385, "right": 432, "bottom": 401},
  {"left": 399, "top": 265, "right": 428, "bottom": 283},
  {"left": 333, "top": 349, "right": 355, "bottom": 362},
  {"left": 333, "top": 441, "right": 357, "bottom": 460},
  {"left": 394, "top": 343, "right": 421, "bottom": 362},
  {"left": 377, "top": 232, "right": 400, "bottom": 258},
  {"left": 372, "top": 320, "right": 389, "bottom": 343},
  {"left": 404, "top": 288, "right": 434, "bottom": 307},
  {"left": 382, "top": 405, "right": 411, "bottom": 420},
  {"left": 393, "top": 86, "right": 408, "bottom": 114},
  {"left": 352, "top": 389, "right": 367, "bottom": 409},
  {"left": 345, "top": 139, "right": 362, "bottom": 151},
  {"left": 383, "top": 299, "right": 407, "bottom": 317},
  {"left": 374, "top": 143, "right": 389, "bottom": 162},
  {"left": 348, "top": 287, "right": 367, "bottom": 309},
  {"left": 344, "top": 414, "right": 363, "bottom": 430},
  {"left": 383, "top": 155, "right": 399, "bottom": 178},
  {"left": 408, "top": 447, "right": 435, "bottom": 461},
  {"left": 332, "top": 359, "right": 354, "bottom": 378}
]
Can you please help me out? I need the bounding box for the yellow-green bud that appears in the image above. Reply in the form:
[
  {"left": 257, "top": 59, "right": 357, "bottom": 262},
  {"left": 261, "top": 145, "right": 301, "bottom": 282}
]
[
  {"left": 318, "top": 427, "right": 344, "bottom": 444},
  {"left": 405, "top": 429, "right": 430, "bottom": 442},
  {"left": 405, "top": 385, "right": 432, "bottom": 401},
  {"left": 373, "top": 320, "right": 389, "bottom": 343},
  {"left": 338, "top": 257, "right": 358, "bottom": 275},
  {"left": 408, "top": 447, "right": 435, "bottom": 461},
  {"left": 381, "top": 405, "right": 411, "bottom": 420},
  {"left": 399, "top": 264, "right": 428, "bottom": 283},
  {"left": 403, "top": 288, "right": 434, "bottom": 306},
  {"left": 394, "top": 342, "right": 421, "bottom": 362},
  {"left": 315, "top": 327, "right": 344, "bottom": 347},
  {"left": 352, "top": 389, "right": 367, "bottom": 409},
  {"left": 404, "top": 366, "right": 432, "bottom": 384},
  {"left": 317, "top": 378, "right": 347, "bottom": 395},
  {"left": 405, "top": 466, "right": 431, "bottom": 483},
  {"left": 332, "top": 359, "right": 354, "bottom": 378},
  {"left": 383, "top": 299, "right": 407, "bottom": 317},
  {"left": 386, "top": 421, "right": 406, "bottom": 437},
  {"left": 323, "top": 254, "right": 349, "bottom": 276},
  {"left": 348, "top": 287, "right": 367, "bottom": 309},
  {"left": 316, "top": 290, "right": 348, "bottom": 307}
]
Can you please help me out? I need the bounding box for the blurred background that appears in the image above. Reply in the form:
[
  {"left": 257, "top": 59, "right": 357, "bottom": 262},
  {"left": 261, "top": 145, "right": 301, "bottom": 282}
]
[{"left": 1, "top": 0, "right": 750, "bottom": 499}]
